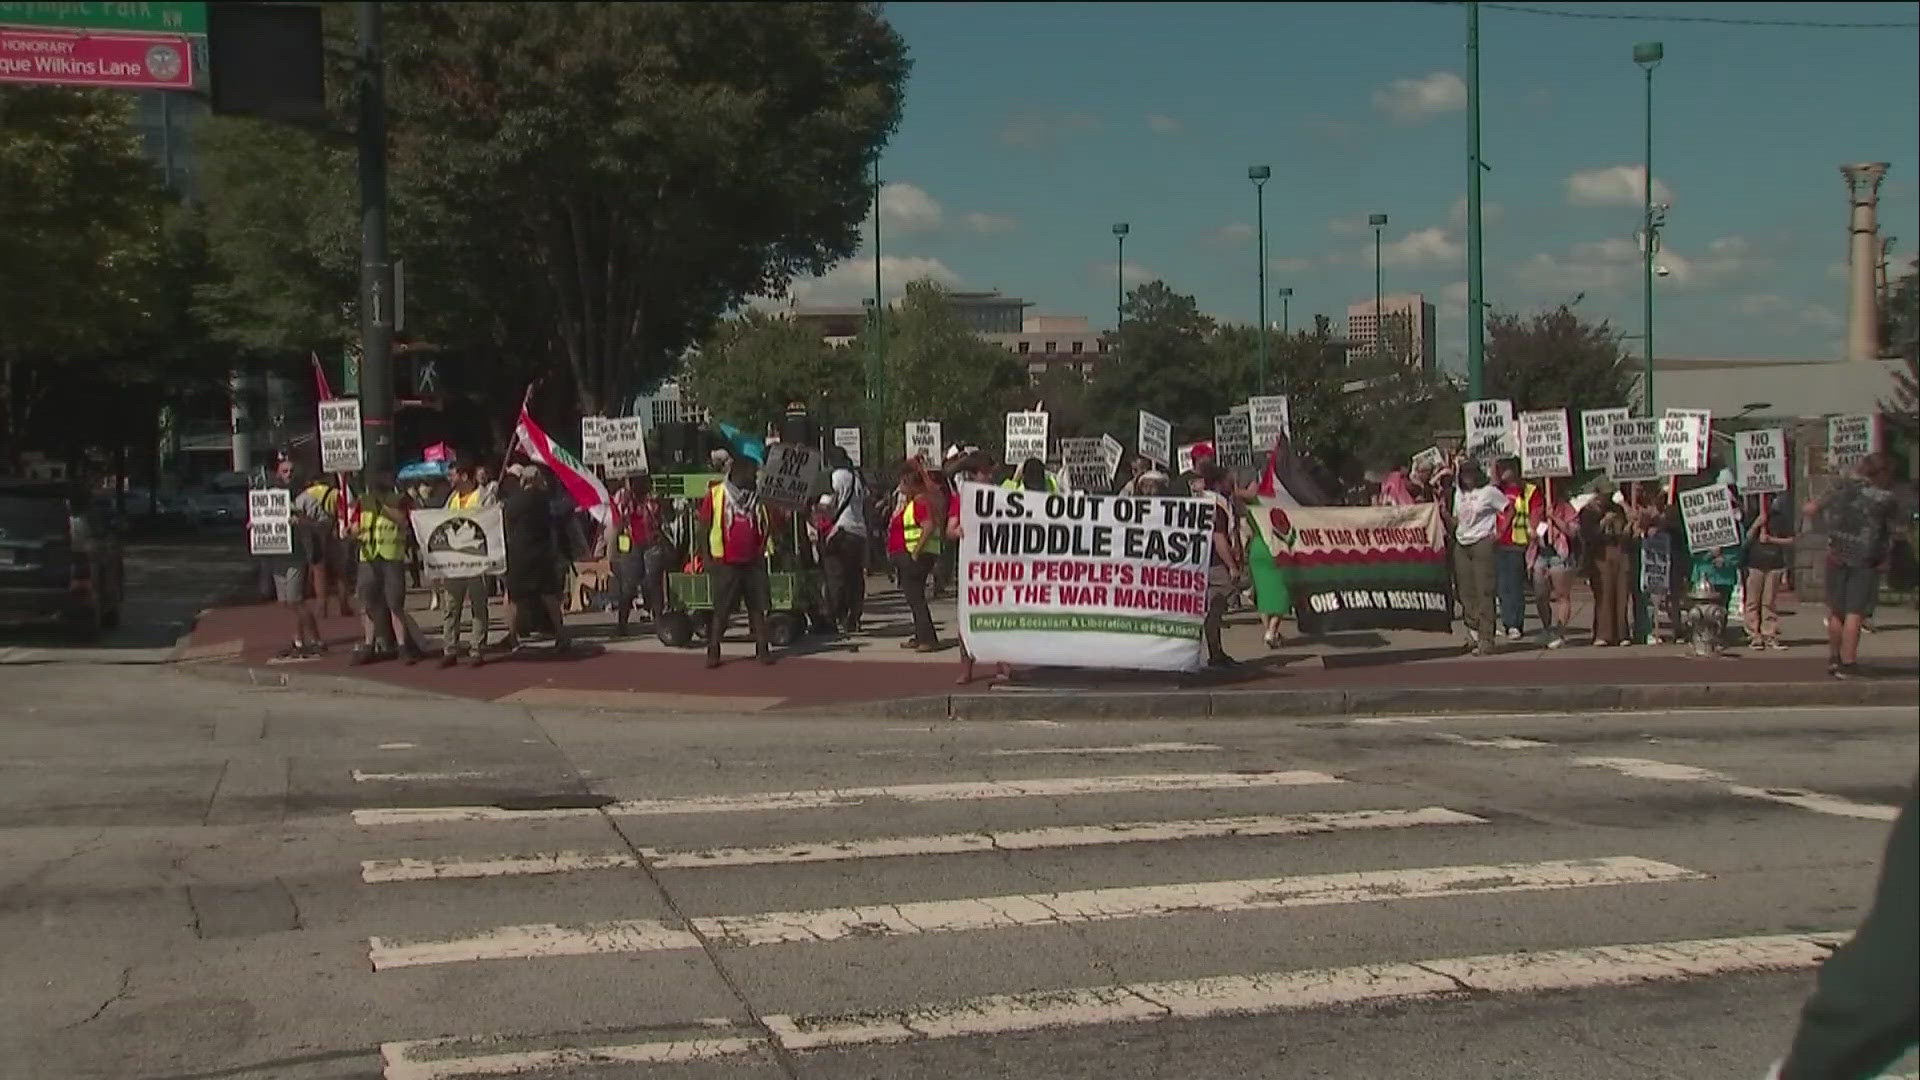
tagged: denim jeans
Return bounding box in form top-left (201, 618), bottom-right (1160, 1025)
top-left (1494, 545), bottom-right (1527, 633)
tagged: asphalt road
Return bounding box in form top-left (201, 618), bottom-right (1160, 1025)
top-left (0, 536), bottom-right (252, 662)
top-left (0, 664), bottom-right (1915, 1080)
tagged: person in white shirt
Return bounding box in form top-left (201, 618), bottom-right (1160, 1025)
top-left (816, 446), bottom-right (869, 634)
top-left (1441, 460), bottom-right (1510, 655)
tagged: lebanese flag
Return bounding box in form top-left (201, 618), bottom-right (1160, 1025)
top-left (515, 404), bottom-right (611, 524)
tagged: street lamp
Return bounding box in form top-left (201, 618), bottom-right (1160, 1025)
top-left (1369, 212), bottom-right (1389, 363)
top-left (1250, 165), bottom-right (1271, 394)
top-left (1635, 40), bottom-right (1663, 416)
top-left (1277, 287), bottom-right (1293, 337)
top-left (1112, 222), bottom-right (1130, 344)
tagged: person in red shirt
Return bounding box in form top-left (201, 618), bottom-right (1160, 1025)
top-left (606, 474), bottom-right (667, 638)
top-left (695, 456), bottom-right (776, 668)
top-left (889, 461), bottom-right (944, 652)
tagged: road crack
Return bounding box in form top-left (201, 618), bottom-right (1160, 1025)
top-left (64, 966), bottom-right (133, 1029)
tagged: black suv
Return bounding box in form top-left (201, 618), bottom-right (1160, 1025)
top-left (0, 481), bottom-right (125, 637)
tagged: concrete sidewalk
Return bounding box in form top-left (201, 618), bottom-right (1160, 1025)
top-left (177, 571), bottom-right (1919, 717)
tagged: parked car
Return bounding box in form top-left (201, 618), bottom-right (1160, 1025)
top-left (190, 489), bottom-right (246, 528)
top-left (0, 481), bottom-right (125, 637)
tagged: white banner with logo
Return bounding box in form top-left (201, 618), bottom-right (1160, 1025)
top-left (1581, 407), bottom-right (1630, 471)
top-left (1735, 429), bottom-right (1788, 495)
top-left (1137, 411), bottom-right (1171, 468)
top-left (318, 399), bottom-right (364, 474)
top-left (248, 488), bottom-right (292, 556)
top-left (1678, 483), bottom-right (1741, 552)
top-left (1005, 411), bottom-right (1050, 463)
top-left (958, 482), bottom-right (1213, 673)
top-left (1519, 409), bottom-right (1573, 478)
top-left (409, 505), bottom-right (507, 580)
top-left (757, 442), bottom-right (822, 512)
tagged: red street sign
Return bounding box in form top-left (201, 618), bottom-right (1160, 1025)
top-left (0, 27), bottom-right (193, 89)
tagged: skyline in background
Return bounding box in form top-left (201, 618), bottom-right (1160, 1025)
top-left (773, 1), bottom-right (1920, 376)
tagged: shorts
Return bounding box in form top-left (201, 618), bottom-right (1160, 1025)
top-left (1826, 564), bottom-right (1879, 618)
top-left (1536, 553), bottom-right (1572, 574)
top-left (356, 559), bottom-right (407, 613)
top-left (271, 563), bottom-right (307, 604)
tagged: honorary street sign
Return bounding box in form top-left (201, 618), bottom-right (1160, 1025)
top-left (0, 26), bottom-right (193, 88)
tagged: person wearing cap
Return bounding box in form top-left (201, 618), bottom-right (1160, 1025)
top-left (888, 460), bottom-right (943, 652)
top-left (436, 462), bottom-right (493, 667)
top-left (697, 455), bottom-right (776, 667)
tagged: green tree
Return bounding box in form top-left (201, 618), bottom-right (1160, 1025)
top-left (1090, 280), bottom-right (1220, 438)
top-left (683, 310), bottom-right (850, 432)
top-left (865, 281), bottom-right (1027, 461)
top-left (1484, 304), bottom-right (1636, 415)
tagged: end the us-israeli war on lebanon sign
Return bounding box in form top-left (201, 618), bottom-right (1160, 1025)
top-left (958, 482), bottom-right (1214, 672)
top-left (1252, 503), bottom-right (1451, 635)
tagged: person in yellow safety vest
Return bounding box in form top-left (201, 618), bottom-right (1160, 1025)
top-left (889, 461), bottom-right (944, 652)
top-left (1491, 457), bottom-right (1545, 642)
top-left (695, 457), bottom-right (775, 668)
top-left (298, 477), bottom-right (352, 619)
top-left (436, 463), bottom-right (494, 668)
top-left (1002, 457), bottom-right (1057, 493)
top-left (351, 472), bottom-right (428, 665)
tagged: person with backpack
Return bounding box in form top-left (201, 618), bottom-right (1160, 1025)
top-left (817, 445), bottom-right (869, 635)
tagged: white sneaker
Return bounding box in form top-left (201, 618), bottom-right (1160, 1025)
top-left (1547, 635), bottom-right (1566, 650)
top-left (1504, 627), bottom-right (1522, 641)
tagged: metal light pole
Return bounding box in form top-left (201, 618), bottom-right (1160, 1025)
top-left (1465, 0), bottom-right (1486, 398)
top-left (1249, 165), bottom-right (1271, 394)
top-left (1635, 41), bottom-right (1663, 416)
top-left (357, 0), bottom-right (394, 476)
top-left (1369, 212), bottom-right (1389, 364)
top-left (1277, 287), bottom-right (1293, 337)
top-left (1112, 222), bottom-right (1129, 343)
top-left (870, 157), bottom-right (885, 461)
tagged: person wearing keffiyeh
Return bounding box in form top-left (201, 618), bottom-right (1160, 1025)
top-left (696, 457), bottom-right (776, 668)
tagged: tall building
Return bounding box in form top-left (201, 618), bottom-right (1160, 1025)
top-left (1346, 294), bottom-right (1437, 372)
top-left (984, 314), bottom-right (1110, 379)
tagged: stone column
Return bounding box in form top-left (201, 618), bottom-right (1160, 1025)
top-left (1840, 163), bottom-right (1889, 361)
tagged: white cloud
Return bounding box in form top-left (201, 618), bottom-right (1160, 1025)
top-left (998, 111), bottom-right (1101, 150)
top-left (1570, 237), bottom-right (1638, 262)
top-left (1327, 215), bottom-right (1370, 236)
top-left (877, 182), bottom-right (943, 235)
top-left (1707, 236), bottom-right (1749, 256)
top-left (1565, 165), bottom-right (1674, 207)
top-left (1448, 196), bottom-right (1505, 228)
top-left (1516, 234), bottom-right (1763, 296)
top-left (1439, 279), bottom-right (1470, 318)
top-left (1146, 113), bottom-right (1182, 136)
top-left (1090, 260), bottom-right (1154, 288)
top-left (1372, 71), bottom-right (1466, 123)
top-left (961, 211), bottom-right (1018, 235)
top-left (779, 255), bottom-right (961, 306)
top-left (1213, 222), bottom-right (1256, 246)
top-left (1268, 255), bottom-right (1313, 274)
top-left (1734, 294), bottom-right (1841, 331)
top-left (1373, 227), bottom-right (1464, 269)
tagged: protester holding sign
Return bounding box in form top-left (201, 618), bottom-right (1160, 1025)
top-left (1442, 460), bottom-right (1508, 655)
top-left (1681, 484), bottom-right (1746, 619)
top-left (697, 456), bottom-right (777, 668)
top-left (1531, 484), bottom-right (1580, 649)
top-left (1743, 490), bottom-right (1795, 650)
top-left (434, 463), bottom-right (495, 667)
top-left (499, 467), bottom-right (573, 657)
top-left (606, 474), bottom-right (669, 640)
top-left (1199, 464), bottom-right (1246, 667)
top-left (261, 458), bottom-right (324, 659)
top-left (1805, 452), bottom-right (1899, 679)
top-left (888, 462), bottom-right (944, 652)
top-left (1580, 479), bottom-right (1635, 647)
top-left (352, 472), bottom-right (429, 665)
top-left (817, 445), bottom-right (869, 635)
top-left (1492, 459), bottom-right (1544, 640)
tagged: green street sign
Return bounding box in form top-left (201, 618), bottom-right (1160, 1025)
top-left (0, 2), bottom-right (207, 36)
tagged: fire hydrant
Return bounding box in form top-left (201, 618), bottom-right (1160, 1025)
top-left (1683, 579), bottom-right (1727, 657)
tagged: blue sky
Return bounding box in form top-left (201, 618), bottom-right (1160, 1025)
top-left (783, 1), bottom-right (1919, 371)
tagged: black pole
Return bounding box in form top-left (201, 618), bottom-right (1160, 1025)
top-left (357, 1), bottom-right (394, 475)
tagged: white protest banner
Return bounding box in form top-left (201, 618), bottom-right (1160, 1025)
top-left (602, 416), bottom-right (648, 477)
top-left (905, 421), bottom-right (942, 465)
top-left (1656, 414), bottom-right (1703, 477)
top-left (1639, 530), bottom-right (1671, 595)
top-left (1005, 411), bottom-right (1050, 464)
top-left (318, 399), bottom-right (364, 474)
top-left (1827, 414), bottom-right (1879, 470)
top-left (1609, 418), bottom-right (1659, 482)
top-left (1735, 429), bottom-right (1788, 494)
top-left (409, 505), bottom-right (507, 580)
top-left (1058, 437), bottom-right (1111, 492)
top-left (1137, 411), bottom-right (1172, 468)
top-left (1176, 444), bottom-right (1197, 476)
top-left (757, 441), bottom-right (822, 512)
top-left (833, 427), bottom-right (863, 468)
top-left (580, 416), bottom-right (607, 467)
top-left (1663, 408), bottom-right (1712, 475)
top-left (1213, 412), bottom-right (1254, 470)
top-left (958, 482), bottom-right (1212, 672)
top-left (1411, 446), bottom-right (1445, 473)
top-left (247, 488), bottom-right (292, 556)
top-left (1519, 409), bottom-right (1573, 478)
top-left (1580, 407), bottom-right (1629, 472)
top-left (1248, 395), bottom-right (1291, 446)
top-left (1100, 433), bottom-right (1125, 484)
top-left (1463, 399), bottom-right (1516, 463)
top-left (1678, 483), bottom-right (1741, 552)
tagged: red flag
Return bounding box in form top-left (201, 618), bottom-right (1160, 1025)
top-left (515, 404), bottom-right (611, 524)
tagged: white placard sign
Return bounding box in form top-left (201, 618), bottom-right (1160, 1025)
top-left (1005, 411), bottom-right (1050, 464)
top-left (757, 442), bottom-right (823, 512)
top-left (1248, 395), bottom-right (1292, 446)
top-left (1463, 399), bottom-right (1516, 463)
top-left (1663, 408), bottom-right (1712, 475)
top-left (580, 416), bottom-right (607, 466)
top-left (1213, 413), bottom-right (1254, 470)
top-left (1580, 407), bottom-right (1630, 472)
top-left (1058, 437), bottom-right (1111, 492)
top-left (957, 482), bottom-right (1213, 673)
top-left (1137, 411), bottom-right (1172, 468)
top-left (1735, 429), bottom-right (1788, 495)
top-left (1678, 483), bottom-right (1741, 552)
top-left (1639, 530), bottom-right (1671, 595)
top-left (1608, 418), bottom-right (1659, 482)
top-left (1100, 433), bottom-right (1125, 483)
top-left (1656, 415), bottom-right (1703, 477)
top-left (1411, 446), bottom-right (1445, 473)
top-left (905, 421), bottom-right (942, 465)
top-left (409, 505), bottom-right (507, 580)
top-left (1518, 409), bottom-right (1573, 478)
top-left (602, 416), bottom-right (648, 477)
top-left (1827, 414), bottom-right (1879, 470)
top-left (247, 488), bottom-right (292, 556)
top-left (318, 399), bottom-right (364, 474)
top-left (833, 427), bottom-right (863, 468)
top-left (1176, 444), bottom-right (1198, 476)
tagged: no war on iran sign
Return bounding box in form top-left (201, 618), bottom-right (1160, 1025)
top-left (958, 482), bottom-right (1214, 672)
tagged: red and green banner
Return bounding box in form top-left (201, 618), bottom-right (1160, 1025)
top-left (1254, 503), bottom-right (1451, 634)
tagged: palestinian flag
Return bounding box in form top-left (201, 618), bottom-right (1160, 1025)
top-left (515, 404), bottom-right (611, 524)
top-left (1254, 503), bottom-right (1451, 634)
